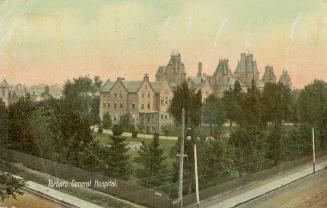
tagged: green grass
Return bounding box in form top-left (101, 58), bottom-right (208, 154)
top-left (94, 133), bottom-right (177, 177)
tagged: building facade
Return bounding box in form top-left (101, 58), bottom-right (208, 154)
top-left (197, 53), bottom-right (293, 98)
top-left (99, 75), bottom-right (174, 133)
top-left (155, 52), bottom-right (186, 85)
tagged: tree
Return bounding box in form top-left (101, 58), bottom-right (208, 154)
top-left (134, 133), bottom-right (167, 189)
top-left (63, 76), bottom-right (101, 126)
top-left (282, 123), bottom-right (312, 160)
top-left (7, 95), bottom-right (38, 155)
top-left (0, 100), bottom-right (25, 201)
top-left (222, 81), bottom-right (243, 126)
top-left (169, 81), bottom-right (202, 128)
top-left (78, 140), bottom-right (109, 173)
top-left (202, 95), bottom-right (225, 135)
top-left (102, 113), bottom-right (112, 129)
top-left (198, 137), bottom-right (234, 188)
top-left (28, 106), bottom-right (61, 160)
top-left (108, 125), bottom-right (131, 179)
top-left (229, 126), bottom-right (271, 177)
top-left (118, 113), bottom-right (134, 132)
top-left (298, 80), bottom-right (327, 148)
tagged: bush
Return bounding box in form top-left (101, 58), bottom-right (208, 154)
top-left (102, 113), bottom-right (112, 129)
top-left (132, 129), bottom-right (138, 138)
top-left (98, 127), bottom-right (103, 134)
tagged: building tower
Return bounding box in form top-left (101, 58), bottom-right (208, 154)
top-left (279, 70), bottom-right (292, 89)
top-left (234, 53), bottom-right (259, 87)
top-left (155, 52), bottom-right (186, 85)
top-left (262, 65), bottom-right (277, 84)
top-left (212, 59), bottom-right (233, 97)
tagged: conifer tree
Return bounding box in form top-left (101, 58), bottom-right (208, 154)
top-left (108, 124), bottom-right (131, 180)
top-left (135, 133), bottom-right (167, 188)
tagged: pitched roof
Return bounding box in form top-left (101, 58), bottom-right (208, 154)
top-left (150, 81), bottom-right (171, 93)
top-left (121, 80), bottom-right (144, 93)
top-left (100, 79), bottom-right (114, 92)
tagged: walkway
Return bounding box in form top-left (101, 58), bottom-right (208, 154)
top-left (93, 126), bottom-right (178, 140)
top-left (14, 175), bottom-right (103, 208)
top-left (201, 156), bottom-right (327, 208)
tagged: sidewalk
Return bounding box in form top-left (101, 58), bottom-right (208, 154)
top-left (19, 177), bottom-right (104, 208)
top-left (93, 126), bottom-right (178, 140)
top-left (201, 156), bottom-right (327, 208)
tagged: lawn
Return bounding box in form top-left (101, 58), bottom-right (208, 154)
top-left (94, 133), bottom-right (177, 174)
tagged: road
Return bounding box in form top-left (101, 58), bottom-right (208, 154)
top-left (200, 155), bottom-right (327, 208)
top-left (237, 169), bottom-right (327, 208)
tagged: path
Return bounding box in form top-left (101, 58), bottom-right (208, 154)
top-left (200, 156), bottom-right (327, 208)
top-left (237, 169), bottom-right (327, 208)
top-left (17, 176), bottom-right (104, 208)
top-left (93, 126), bottom-right (178, 140)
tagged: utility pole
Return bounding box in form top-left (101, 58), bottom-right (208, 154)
top-left (178, 109), bottom-right (185, 207)
top-left (312, 128), bottom-right (316, 173)
top-left (194, 144), bottom-right (200, 208)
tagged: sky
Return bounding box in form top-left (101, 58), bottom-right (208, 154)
top-left (0, 0), bottom-right (327, 88)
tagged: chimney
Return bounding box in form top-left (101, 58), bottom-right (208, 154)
top-left (144, 74), bottom-right (149, 81)
top-left (197, 62), bottom-right (202, 77)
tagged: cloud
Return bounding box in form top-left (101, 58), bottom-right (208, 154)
top-left (289, 13), bottom-right (303, 40)
top-left (211, 16), bottom-right (230, 51)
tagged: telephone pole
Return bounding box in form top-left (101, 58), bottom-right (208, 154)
top-left (178, 109), bottom-right (185, 207)
top-left (312, 128), bottom-right (316, 173)
top-left (194, 144), bottom-right (200, 208)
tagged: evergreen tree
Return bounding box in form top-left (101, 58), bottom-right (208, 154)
top-left (202, 95), bottom-right (225, 135)
top-left (7, 95), bottom-right (38, 155)
top-left (118, 113), bottom-right (134, 132)
top-left (222, 81), bottom-right (243, 126)
top-left (169, 81), bottom-right (202, 127)
top-left (0, 100), bottom-right (25, 201)
top-left (298, 80), bottom-right (327, 148)
top-left (108, 124), bottom-right (131, 180)
top-left (134, 133), bottom-right (167, 189)
top-left (102, 112), bottom-right (112, 129)
top-left (261, 83), bottom-right (292, 164)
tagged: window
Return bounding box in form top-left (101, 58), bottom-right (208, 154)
top-left (148, 93), bottom-right (150, 98)
top-left (114, 102), bottom-right (117, 109)
top-left (141, 103), bottom-right (144, 110)
top-left (165, 97), bottom-right (168, 104)
top-left (161, 113), bottom-right (164, 119)
top-left (161, 99), bottom-right (164, 105)
top-left (132, 103), bottom-right (135, 109)
top-left (103, 102), bottom-right (106, 108)
top-left (108, 102), bottom-right (110, 108)
top-left (120, 103), bottom-right (123, 108)
top-left (114, 93), bottom-right (117, 98)
top-left (147, 102), bottom-right (150, 109)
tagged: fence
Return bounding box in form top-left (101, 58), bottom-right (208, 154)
top-left (180, 150), bottom-right (327, 208)
top-left (3, 150), bottom-right (172, 208)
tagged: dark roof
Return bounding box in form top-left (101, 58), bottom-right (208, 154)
top-left (121, 80), bottom-right (144, 93)
top-left (100, 79), bottom-right (114, 92)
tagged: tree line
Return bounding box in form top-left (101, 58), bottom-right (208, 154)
top-left (1, 77), bottom-right (326, 200)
